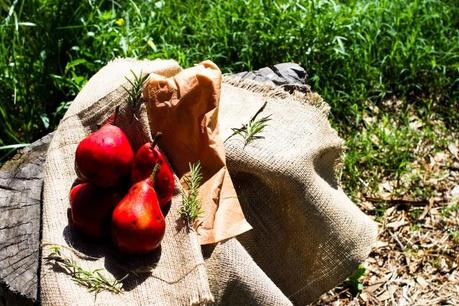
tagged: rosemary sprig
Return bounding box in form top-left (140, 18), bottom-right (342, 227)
top-left (150, 163), bottom-right (161, 185)
top-left (224, 101), bottom-right (271, 146)
top-left (122, 69), bottom-right (148, 122)
top-left (180, 162), bottom-right (204, 226)
top-left (44, 245), bottom-right (124, 295)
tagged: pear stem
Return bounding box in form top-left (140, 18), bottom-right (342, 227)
top-left (113, 106), bottom-right (120, 125)
top-left (150, 132), bottom-right (163, 150)
top-left (150, 163), bottom-right (161, 185)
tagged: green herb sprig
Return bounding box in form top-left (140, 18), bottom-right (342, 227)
top-left (224, 101), bottom-right (271, 146)
top-left (180, 162), bottom-right (204, 226)
top-left (44, 245), bottom-right (124, 295)
top-left (122, 70), bottom-right (148, 122)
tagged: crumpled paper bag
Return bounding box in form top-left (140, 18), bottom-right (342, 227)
top-left (143, 60), bottom-right (252, 245)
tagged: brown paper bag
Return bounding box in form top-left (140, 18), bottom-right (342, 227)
top-left (143, 60), bottom-right (252, 244)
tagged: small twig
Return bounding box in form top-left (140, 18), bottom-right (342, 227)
top-left (180, 162), bottom-right (204, 227)
top-left (364, 196), bottom-right (429, 207)
top-left (122, 70), bottom-right (148, 122)
top-left (249, 100), bottom-right (268, 122)
top-left (224, 101), bottom-right (271, 146)
top-left (388, 230), bottom-right (406, 251)
top-left (44, 245), bottom-right (125, 295)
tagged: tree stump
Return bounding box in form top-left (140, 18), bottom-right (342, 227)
top-left (0, 64), bottom-right (307, 305)
top-left (0, 133), bottom-right (53, 306)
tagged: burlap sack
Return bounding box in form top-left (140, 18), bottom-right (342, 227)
top-left (41, 59), bottom-right (214, 306)
top-left (40, 58), bottom-right (377, 305)
top-left (203, 77), bottom-right (378, 305)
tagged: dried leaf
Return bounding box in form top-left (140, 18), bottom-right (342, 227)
top-left (386, 220), bottom-right (408, 230)
top-left (416, 276), bottom-right (429, 288)
top-left (448, 142), bottom-right (458, 159)
top-left (451, 185), bottom-right (459, 198)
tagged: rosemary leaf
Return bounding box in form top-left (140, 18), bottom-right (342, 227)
top-left (44, 245), bottom-right (124, 295)
top-left (180, 162), bottom-right (204, 226)
top-left (224, 101), bottom-right (271, 146)
top-left (122, 69), bottom-right (148, 122)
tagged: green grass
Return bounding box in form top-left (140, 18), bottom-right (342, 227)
top-left (1, 0), bottom-right (458, 192)
top-left (342, 99), bottom-right (451, 197)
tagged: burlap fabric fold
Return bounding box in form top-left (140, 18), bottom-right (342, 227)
top-left (40, 58), bottom-right (377, 305)
top-left (204, 77), bottom-right (378, 304)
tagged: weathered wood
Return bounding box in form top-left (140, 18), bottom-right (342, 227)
top-left (0, 64), bottom-right (307, 305)
top-left (0, 133), bottom-right (53, 305)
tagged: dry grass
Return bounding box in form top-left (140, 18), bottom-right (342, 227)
top-left (313, 101), bottom-right (459, 305)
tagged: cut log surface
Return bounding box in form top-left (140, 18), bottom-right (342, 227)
top-left (0, 133), bottom-right (53, 306)
top-left (0, 64), bottom-right (307, 305)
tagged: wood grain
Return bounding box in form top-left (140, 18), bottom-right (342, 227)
top-left (0, 133), bottom-right (53, 305)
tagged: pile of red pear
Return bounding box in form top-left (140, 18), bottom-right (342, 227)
top-left (68, 110), bottom-right (174, 254)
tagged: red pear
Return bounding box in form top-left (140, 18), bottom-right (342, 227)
top-left (111, 179), bottom-right (166, 254)
top-left (131, 133), bottom-right (174, 207)
top-left (69, 183), bottom-right (125, 239)
top-left (75, 123), bottom-right (134, 188)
